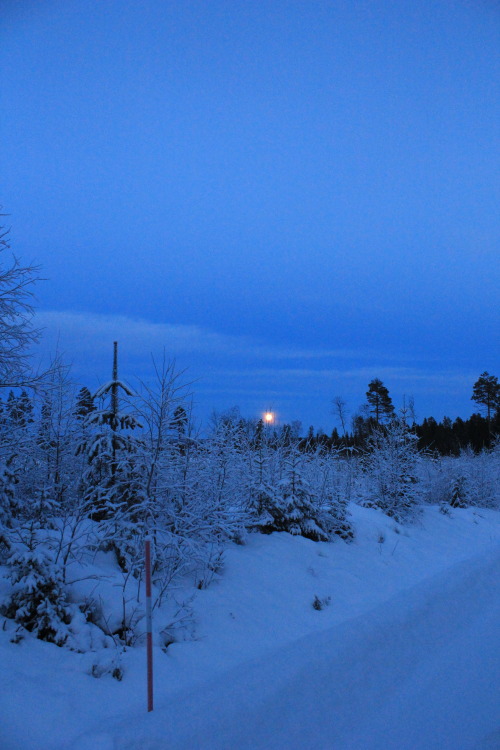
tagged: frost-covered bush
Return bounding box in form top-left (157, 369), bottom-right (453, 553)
top-left (447, 449), bottom-right (497, 510)
top-left (363, 421), bottom-right (420, 523)
top-left (417, 445), bottom-right (500, 512)
top-left (418, 455), bottom-right (453, 507)
top-left (459, 448), bottom-right (499, 509)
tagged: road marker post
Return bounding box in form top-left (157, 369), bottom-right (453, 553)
top-left (145, 535), bottom-right (153, 712)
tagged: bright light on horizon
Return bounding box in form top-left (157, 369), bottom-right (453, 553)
top-left (264, 411), bottom-right (275, 424)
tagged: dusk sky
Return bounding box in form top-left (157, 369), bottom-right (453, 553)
top-left (2, 0), bottom-right (499, 431)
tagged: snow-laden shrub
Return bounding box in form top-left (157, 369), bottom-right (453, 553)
top-left (245, 443), bottom-right (354, 542)
top-left (159, 596), bottom-right (196, 650)
top-left (460, 448), bottom-right (499, 509)
top-left (417, 455), bottom-right (450, 506)
top-left (438, 449), bottom-right (499, 511)
top-left (1, 546), bottom-right (72, 646)
top-left (251, 447), bottom-right (336, 541)
top-left (304, 452), bottom-right (354, 541)
top-left (363, 421), bottom-right (420, 523)
top-left (418, 446), bottom-right (500, 512)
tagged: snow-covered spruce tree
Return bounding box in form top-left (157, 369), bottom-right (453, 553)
top-left (7, 388), bottom-right (34, 428)
top-left (363, 419), bottom-right (420, 522)
top-left (0, 390), bottom-right (36, 536)
top-left (304, 450), bottom-right (354, 541)
top-left (1, 544), bottom-right (73, 646)
top-left (72, 386), bottom-right (97, 493)
top-left (80, 342), bottom-right (147, 570)
top-left (241, 419), bottom-right (277, 534)
top-left (253, 443), bottom-right (334, 541)
top-left (74, 385), bottom-right (96, 420)
top-left (0, 453), bottom-right (19, 558)
top-left (443, 473), bottom-right (469, 510)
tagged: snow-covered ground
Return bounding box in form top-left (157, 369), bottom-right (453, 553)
top-left (2, 504), bottom-right (499, 750)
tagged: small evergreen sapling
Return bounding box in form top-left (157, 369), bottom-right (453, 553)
top-left (246, 438), bottom-right (277, 534)
top-left (448, 475), bottom-right (469, 509)
top-left (267, 446), bottom-right (333, 541)
top-left (80, 341), bottom-right (144, 524)
top-left (78, 342), bottom-right (149, 575)
top-left (2, 546), bottom-right (72, 646)
top-left (305, 451), bottom-right (354, 541)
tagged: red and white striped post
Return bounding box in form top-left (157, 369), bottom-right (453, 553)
top-left (145, 535), bottom-right (154, 712)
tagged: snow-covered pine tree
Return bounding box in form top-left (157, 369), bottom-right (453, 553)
top-left (73, 386), bottom-right (96, 493)
top-left (366, 378), bottom-right (395, 425)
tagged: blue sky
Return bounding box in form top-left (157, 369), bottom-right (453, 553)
top-left (1, 0), bottom-right (499, 431)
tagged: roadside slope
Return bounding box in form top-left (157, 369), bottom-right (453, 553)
top-left (111, 546), bottom-right (500, 750)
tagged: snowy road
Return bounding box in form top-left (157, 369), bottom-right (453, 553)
top-left (108, 547), bottom-right (500, 750)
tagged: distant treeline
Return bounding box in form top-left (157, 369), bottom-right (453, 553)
top-left (295, 373), bottom-right (500, 456)
top-left (297, 411), bottom-right (500, 456)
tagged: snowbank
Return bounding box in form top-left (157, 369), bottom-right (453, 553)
top-left (1, 505), bottom-right (499, 750)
